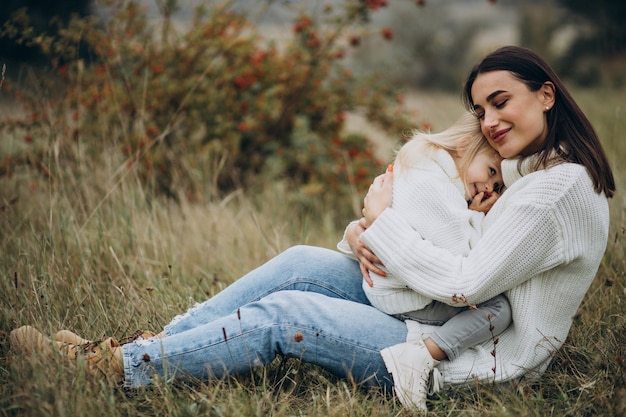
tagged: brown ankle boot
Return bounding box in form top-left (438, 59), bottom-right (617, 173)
top-left (10, 325), bottom-right (57, 356)
top-left (77, 337), bottom-right (124, 385)
top-left (55, 329), bottom-right (91, 345)
top-left (10, 325), bottom-right (124, 385)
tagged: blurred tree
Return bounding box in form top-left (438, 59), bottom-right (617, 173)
top-left (1, 0), bottom-right (92, 62)
top-left (558, 0), bottom-right (626, 56)
top-left (557, 0), bottom-right (626, 85)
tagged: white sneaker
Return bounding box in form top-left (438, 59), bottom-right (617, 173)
top-left (380, 340), bottom-right (442, 411)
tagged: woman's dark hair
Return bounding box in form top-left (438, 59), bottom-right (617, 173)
top-left (462, 46), bottom-right (615, 198)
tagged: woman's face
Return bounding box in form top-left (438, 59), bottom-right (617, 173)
top-left (470, 70), bottom-right (554, 159)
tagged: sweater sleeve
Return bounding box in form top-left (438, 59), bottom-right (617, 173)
top-left (360, 173), bottom-right (568, 305)
top-left (336, 220), bottom-right (358, 260)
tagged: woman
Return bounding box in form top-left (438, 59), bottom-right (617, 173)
top-left (11, 46), bottom-right (615, 411)
top-left (351, 44), bottom-right (614, 407)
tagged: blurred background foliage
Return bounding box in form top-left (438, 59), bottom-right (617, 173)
top-left (3, 0), bottom-right (626, 87)
top-left (341, 0), bottom-right (626, 89)
top-left (1, 0), bottom-right (625, 219)
top-left (0, 0), bottom-right (92, 64)
top-left (1, 0), bottom-right (419, 220)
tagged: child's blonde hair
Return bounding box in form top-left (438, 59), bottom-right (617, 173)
top-left (395, 112), bottom-right (499, 187)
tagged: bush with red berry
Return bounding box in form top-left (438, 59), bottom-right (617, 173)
top-left (0, 0), bottom-right (417, 215)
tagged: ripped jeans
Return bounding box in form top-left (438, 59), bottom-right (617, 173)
top-left (121, 245), bottom-right (510, 388)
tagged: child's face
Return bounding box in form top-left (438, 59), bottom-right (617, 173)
top-left (464, 150), bottom-right (503, 202)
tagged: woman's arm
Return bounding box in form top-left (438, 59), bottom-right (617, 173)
top-left (343, 218), bottom-right (385, 287)
top-left (360, 181), bottom-right (567, 305)
top-left (354, 164), bottom-right (489, 289)
top-left (343, 169), bottom-right (395, 286)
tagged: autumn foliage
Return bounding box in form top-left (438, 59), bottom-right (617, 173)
top-left (0, 0), bottom-right (417, 209)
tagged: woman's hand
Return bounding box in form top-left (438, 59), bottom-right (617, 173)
top-left (345, 218), bottom-right (386, 287)
top-left (347, 165), bottom-right (394, 286)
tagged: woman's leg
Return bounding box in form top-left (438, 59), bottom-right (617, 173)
top-left (123, 290), bottom-right (407, 389)
top-left (163, 245), bottom-right (369, 335)
top-left (428, 294), bottom-right (512, 360)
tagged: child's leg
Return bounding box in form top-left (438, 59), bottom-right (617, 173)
top-left (377, 295), bottom-right (510, 410)
top-left (428, 294), bottom-right (512, 361)
top-left (395, 300), bottom-right (464, 325)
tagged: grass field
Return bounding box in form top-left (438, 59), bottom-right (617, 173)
top-left (1, 87), bottom-right (625, 416)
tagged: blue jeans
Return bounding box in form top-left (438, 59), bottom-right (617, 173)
top-left (121, 245), bottom-right (510, 388)
top-left (122, 245), bottom-right (407, 389)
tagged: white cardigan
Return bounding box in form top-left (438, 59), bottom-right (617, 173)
top-left (360, 159), bottom-right (609, 383)
top-left (337, 149), bottom-right (486, 314)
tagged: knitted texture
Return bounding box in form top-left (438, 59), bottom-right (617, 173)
top-left (338, 149), bottom-right (487, 314)
top-left (360, 161), bottom-right (609, 384)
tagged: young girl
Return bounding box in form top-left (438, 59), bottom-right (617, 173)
top-left (338, 112), bottom-right (505, 316)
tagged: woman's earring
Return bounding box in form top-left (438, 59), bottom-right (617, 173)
top-left (545, 106), bottom-right (550, 110)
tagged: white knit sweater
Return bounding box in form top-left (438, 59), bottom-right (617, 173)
top-left (337, 148), bottom-right (487, 314)
top-left (360, 159), bottom-right (609, 384)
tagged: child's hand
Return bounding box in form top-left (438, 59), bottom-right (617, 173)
top-left (469, 191), bottom-right (500, 213)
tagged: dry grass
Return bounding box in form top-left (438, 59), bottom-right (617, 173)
top-left (1, 87), bottom-right (625, 416)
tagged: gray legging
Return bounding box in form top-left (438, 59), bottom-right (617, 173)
top-left (395, 294), bottom-right (512, 361)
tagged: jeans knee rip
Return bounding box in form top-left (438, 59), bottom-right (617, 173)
top-left (166, 301), bottom-right (202, 328)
